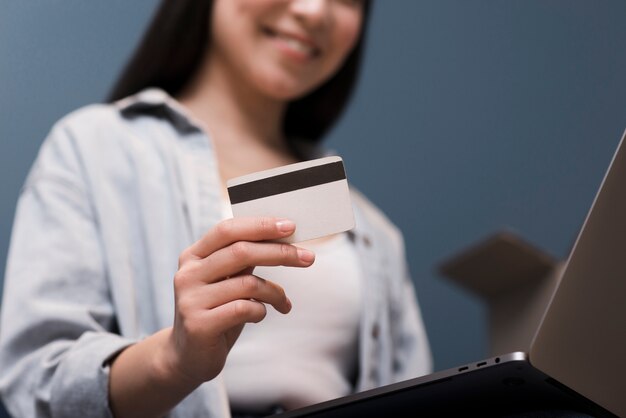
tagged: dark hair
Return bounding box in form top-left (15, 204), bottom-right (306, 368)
top-left (108, 0), bottom-right (372, 147)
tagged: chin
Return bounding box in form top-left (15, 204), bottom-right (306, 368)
top-left (254, 70), bottom-right (323, 101)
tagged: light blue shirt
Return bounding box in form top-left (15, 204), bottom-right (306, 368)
top-left (0, 89), bottom-right (432, 418)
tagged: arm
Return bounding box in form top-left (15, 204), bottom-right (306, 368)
top-left (0, 123), bottom-right (314, 418)
top-left (0, 124), bottom-right (135, 417)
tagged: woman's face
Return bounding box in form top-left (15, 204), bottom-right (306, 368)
top-left (209, 0), bottom-right (364, 101)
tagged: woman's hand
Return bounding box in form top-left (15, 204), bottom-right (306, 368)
top-left (109, 217), bottom-right (313, 418)
top-left (163, 217), bottom-right (315, 387)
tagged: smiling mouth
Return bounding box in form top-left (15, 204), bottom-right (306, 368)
top-left (262, 27), bottom-right (321, 59)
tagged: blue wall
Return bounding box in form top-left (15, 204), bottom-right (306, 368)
top-left (1, 1), bottom-right (626, 415)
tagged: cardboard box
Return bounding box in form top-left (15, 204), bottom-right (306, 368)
top-left (438, 231), bottom-right (565, 356)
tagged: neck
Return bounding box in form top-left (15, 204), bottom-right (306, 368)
top-left (176, 54), bottom-right (301, 188)
top-left (178, 55), bottom-right (289, 154)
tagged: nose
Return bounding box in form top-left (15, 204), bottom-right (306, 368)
top-left (290, 0), bottom-right (330, 28)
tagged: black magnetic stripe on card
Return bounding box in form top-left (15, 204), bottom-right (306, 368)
top-left (228, 161), bottom-right (346, 204)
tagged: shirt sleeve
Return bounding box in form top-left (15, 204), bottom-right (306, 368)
top-left (0, 123), bottom-right (135, 418)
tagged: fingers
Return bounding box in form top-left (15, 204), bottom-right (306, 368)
top-left (190, 274), bottom-right (292, 314)
top-left (174, 274), bottom-right (290, 349)
top-left (203, 299), bottom-right (268, 338)
top-left (214, 241), bottom-right (314, 279)
top-left (180, 241), bottom-right (315, 284)
top-left (173, 217), bottom-right (310, 347)
top-left (183, 217), bottom-right (296, 262)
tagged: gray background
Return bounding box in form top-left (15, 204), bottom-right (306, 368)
top-left (1, 0), bottom-right (626, 413)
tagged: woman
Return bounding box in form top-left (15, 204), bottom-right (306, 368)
top-left (0, 1), bottom-right (432, 417)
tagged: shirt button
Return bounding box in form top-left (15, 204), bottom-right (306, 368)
top-left (363, 235), bottom-right (372, 247)
top-left (372, 323), bottom-right (380, 339)
top-left (270, 405), bottom-right (285, 414)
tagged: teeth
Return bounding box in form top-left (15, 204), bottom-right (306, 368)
top-left (278, 34), bottom-right (315, 56)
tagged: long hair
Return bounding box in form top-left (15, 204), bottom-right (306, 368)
top-left (108, 0), bottom-right (372, 147)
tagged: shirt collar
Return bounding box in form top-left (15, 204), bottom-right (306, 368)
top-left (114, 88), bottom-right (201, 134)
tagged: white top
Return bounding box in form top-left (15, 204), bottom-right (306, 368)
top-left (221, 200), bottom-right (363, 412)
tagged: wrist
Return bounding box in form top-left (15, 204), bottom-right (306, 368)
top-left (151, 328), bottom-right (202, 393)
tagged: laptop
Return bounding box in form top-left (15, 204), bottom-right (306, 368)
top-left (274, 130), bottom-right (626, 418)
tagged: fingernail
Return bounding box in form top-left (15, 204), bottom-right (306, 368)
top-left (297, 248), bottom-right (315, 264)
top-left (276, 219), bottom-right (295, 233)
top-left (280, 297), bottom-right (292, 315)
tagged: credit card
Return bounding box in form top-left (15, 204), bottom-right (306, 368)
top-left (227, 156), bottom-right (355, 243)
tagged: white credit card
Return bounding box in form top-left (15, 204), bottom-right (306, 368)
top-left (226, 156), bottom-right (355, 243)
